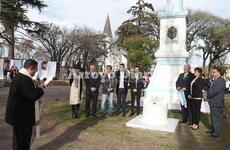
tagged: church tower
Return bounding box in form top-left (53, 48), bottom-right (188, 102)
top-left (102, 15), bottom-right (127, 71)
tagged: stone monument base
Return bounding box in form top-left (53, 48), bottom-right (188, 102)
top-left (126, 115), bottom-right (179, 133)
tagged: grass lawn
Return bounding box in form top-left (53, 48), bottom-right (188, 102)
top-left (31, 96), bottom-right (230, 150)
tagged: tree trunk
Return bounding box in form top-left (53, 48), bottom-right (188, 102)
top-left (7, 28), bottom-right (15, 59)
top-left (208, 62), bottom-right (212, 75)
top-left (56, 65), bottom-right (60, 80)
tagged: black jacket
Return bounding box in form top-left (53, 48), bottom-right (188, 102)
top-left (5, 73), bottom-right (44, 126)
top-left (176, 72), bottom-right (195, 95)
top-left (115, 71), bottom-right (129, 95)
top-left (190, 77), bottom-right (204, 99)
top-left (129, 72), bottom-right (144, 92)
top-left (84, 72), bottom-right (101, 94)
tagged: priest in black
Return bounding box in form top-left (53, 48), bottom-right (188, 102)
top-left (5, 59), bottom-right (44, 150)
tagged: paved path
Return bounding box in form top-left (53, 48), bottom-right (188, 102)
top-left (0, 86), bottom-right (70, 150)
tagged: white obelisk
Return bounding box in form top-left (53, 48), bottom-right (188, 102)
top-left (126, 0), bottom-right (188, 132)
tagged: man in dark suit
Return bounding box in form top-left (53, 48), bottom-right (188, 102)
top-left (5, 59), bottom-right (44, 150)
top-left (207, 67), bottom-right (226, 137)
top-left (84, 64), bottom-right (101, 117)
top-left (115, 63), bottom-right (129, 116)
top-left (129, 66), bottom-right (144, 116)
top-left (176, 64), bottom-right (195, 124)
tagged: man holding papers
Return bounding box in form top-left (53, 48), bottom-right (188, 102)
top-left (5, 59), bottom-right (45, 150)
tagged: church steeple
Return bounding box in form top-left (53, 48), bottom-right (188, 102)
top-left (103, 15), bottom-right (112, 38)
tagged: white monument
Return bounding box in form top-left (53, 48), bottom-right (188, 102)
top-left (126, 0), bottom-right (188, 132)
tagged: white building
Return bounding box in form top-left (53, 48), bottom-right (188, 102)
top-left (102, 15), bottom-right (127, 71)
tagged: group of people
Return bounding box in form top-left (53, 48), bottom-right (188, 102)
top-left (4, 59), bottom-right (227, 150)
top-left (176, 64), bottom-right (226, 138)
top-left (68, 63), bottom-right (148, 119)
top-left (3, 66), bottom-right (19, 80)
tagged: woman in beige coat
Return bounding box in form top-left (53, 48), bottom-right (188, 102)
top-left (69, 66), bottom-right (82, 118)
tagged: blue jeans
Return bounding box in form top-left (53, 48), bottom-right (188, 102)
top-left (100, 93), bottom-right (114, 114)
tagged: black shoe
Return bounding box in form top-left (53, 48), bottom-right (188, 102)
top-left (92, 113), bottom-right (97, 117)
top-left (108, 113), bottom-right (113, 117)
top-left (115, 111), bottom-right (120, 116)
top-left (179, 121), bottom-right (187, 123)
top-left (75, 113), bottom-right (79, 118)
top-left (208, 133), bottom-right (219, 138)
top-left (205, 130), bottom-right (213, 134)
top-left (122, 113), bottom-right (126, 117)
top-left (100, 112), bottom-right (106, 116)
top-left (129, 113), bottom-right (134, 117)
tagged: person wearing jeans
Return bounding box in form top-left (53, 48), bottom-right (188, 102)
top-left (100, 65), bottom-right (116, 116)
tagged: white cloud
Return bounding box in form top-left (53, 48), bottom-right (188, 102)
top-left (27, 0), bottom-right (230, 34)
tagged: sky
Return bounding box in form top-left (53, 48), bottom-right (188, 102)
top-left (27, 0), bottom-right (230, 34)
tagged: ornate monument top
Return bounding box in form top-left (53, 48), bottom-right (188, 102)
top-left (160, 0), bottom-right (187, 18)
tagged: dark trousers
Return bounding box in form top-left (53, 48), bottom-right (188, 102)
top-left (210, 106), bottom-right (222, 135)
top-left (181, 94), bottom-right (192, 124)
top-left (191, 99), bottom-right (202, 125)
top-left (71, 104), bottom-right (80, 116)
top-left (85, 92), bottom-right (98, 116)
top-left (117, 88), bottom-right (126, 114)
top-left (130, 90), bottom-right (141, 114)
top-left (13, 125), bottom-right (33, 150)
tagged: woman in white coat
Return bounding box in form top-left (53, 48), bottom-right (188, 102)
top-left (69, 65), bottom-right (82, 118)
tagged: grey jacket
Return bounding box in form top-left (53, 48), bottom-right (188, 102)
top-left (207, 76), bottom-right (226, 107)
top-left (102, 73), bottom-right (116, 94)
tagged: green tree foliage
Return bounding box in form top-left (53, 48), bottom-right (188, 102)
top-left (124, 36), bottom-right (158, 71)
top-left (115, 0), bottom-right (159, 70)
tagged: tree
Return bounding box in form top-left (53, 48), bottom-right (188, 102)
top-left (115, 0), bottom-right (159, 49)
top-left (0, 0), bottom-right (47, 58)
top-left (30, 23), bottom-right (73, 78)
top-left (187, 10), bottom-right (230, 74)
top-left (123, 36), bottom-right (158, 71)
top-left (115, 0), bottom-right (159, 69)
top-left (15, 39), bottom-right (34, 59)
top-left (196, 15), bottom-right (230, 74)
top-left (76, 27), bottom-right (107, 70)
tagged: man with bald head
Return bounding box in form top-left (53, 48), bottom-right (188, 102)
top-left (176, 64), bottom-right (195, 125)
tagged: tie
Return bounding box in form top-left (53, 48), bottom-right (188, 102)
top-left (183, 73), bottom-right (187, 79)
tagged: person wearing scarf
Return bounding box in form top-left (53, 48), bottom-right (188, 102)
top-left (5, 59), bottom-right (44, 150)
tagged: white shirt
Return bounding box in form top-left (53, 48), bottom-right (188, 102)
top-left (135, 73), bottom-right (139, 88)
top-left (108, 73), bottom-right (111, 79)
top-left (226, 80), bottom-right (230, 88)
top-left (119, 72), bottom-right (125, 88)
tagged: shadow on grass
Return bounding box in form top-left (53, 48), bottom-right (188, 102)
top-left (36, 115), bottom-right (105, 150)
top-left (176, 121), bottom-right (203, 150)
top-left (200, 113), bottom-right (211, 130)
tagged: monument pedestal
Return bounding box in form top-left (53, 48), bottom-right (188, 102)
top-left (126, 115), bottom-right (179, 133)
top-left (126, 0), bottom-right (189, 133)
top-left (126, 93), bottom-right (179, 133)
